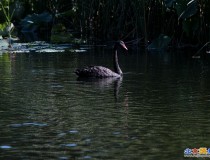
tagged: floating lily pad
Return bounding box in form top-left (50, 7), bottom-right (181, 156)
top-left (0, 40), bottom-right (89, 54)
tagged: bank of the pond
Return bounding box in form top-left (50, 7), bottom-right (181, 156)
top-left (0, 39), bottom-right (90, 54)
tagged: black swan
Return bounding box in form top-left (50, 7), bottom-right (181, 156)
top-left (75, 41), bottom-right (128, 78)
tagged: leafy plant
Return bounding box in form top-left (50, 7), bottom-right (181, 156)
top-left (0, 0), bottom-right (15, 47)
top-left (178, 0), bottom-right (198, 20)
top-left (0, 0), bottom-right (14, 33)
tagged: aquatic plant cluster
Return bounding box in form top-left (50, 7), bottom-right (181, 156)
top-left (0, 0), bottom-right (210, 48)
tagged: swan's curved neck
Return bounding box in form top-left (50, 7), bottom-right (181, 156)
top-left (113, 49), bottom-right (122, 75)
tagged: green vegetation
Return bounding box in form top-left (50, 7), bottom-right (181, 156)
top-left (0, 0), bottom-right (209, 49)
top-left (0, 0), bottom-right (15, 47)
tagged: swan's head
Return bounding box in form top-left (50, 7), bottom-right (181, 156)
top-left (115, 41), bottom-right (128, 51)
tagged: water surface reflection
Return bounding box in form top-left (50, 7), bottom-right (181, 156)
top-left (0, 50), bottom-right (210, 159)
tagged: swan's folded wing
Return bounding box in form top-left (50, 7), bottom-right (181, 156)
top-left (75, 66), bottom-right (120, 78)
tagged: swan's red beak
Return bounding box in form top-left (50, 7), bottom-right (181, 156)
top-left (122, 43), bottom-right (128, 50)
top-left (120, 41), bottom-right (128, 50)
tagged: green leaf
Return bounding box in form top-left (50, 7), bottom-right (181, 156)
top-left (178, 0), bottom-right (198, 20)
top-left (182, 16), bottom-right (199, 36)
top-left (164, 0), bottom-right (176, 8)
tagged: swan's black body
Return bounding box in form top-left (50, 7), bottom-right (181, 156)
top-left (75, 41), bottom-right (127, 78)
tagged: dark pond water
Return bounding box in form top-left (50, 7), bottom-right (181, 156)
top-left (1, 48), bottom-right (210, 160)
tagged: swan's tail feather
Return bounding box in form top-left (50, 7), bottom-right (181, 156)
top-left (74, 68), bottom-right (88, 77)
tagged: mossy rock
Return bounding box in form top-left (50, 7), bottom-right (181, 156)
top-left (51, 32), bottom-right (74, 43)
top-left (50, 23), bottom-right (86, 44)
top-left (51, 23), bottom-right (66, 33)
top-left (51, 23), bottom-right (73, 43)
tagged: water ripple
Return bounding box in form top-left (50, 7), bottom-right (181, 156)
top-left (0, 145), bottom-right (12, 149)
top-left (69, 130), bottom-right (79, 134)
top-left (62, 143), bottom-right (77, 147)
top-left (9, 122), bottom-right (48, 128)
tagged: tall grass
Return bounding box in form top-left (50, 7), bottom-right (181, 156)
top-left (71, 0), bottom-right (209, 47)
top-left (1, 0), bottom-right (209, 46)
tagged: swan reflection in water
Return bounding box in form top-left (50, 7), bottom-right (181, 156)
top-left (76, 77), bottom-right (122, 101)
top-left (76, 76), bottom-right (130, 139)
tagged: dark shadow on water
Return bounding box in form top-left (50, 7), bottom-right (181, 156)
top-left (76, 77), bottom-right (122, 101)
